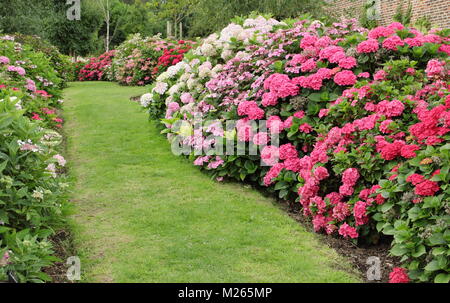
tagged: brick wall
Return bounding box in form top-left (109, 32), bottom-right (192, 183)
top-left (325, 0), bottom-right (450, 28)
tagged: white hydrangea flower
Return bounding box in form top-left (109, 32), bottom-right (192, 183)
top-left (235, 51), bottom-right (249, 60)
top-left (180, 103), bottom-right (194, 114)
top-left (152, 82), bottom-right (168, 95)
top-left (140, 93), bottom-right (153, 107)
top-left (221, 49), bottom-right (233, 61)
top-left (193, 47), bottom-right (202, 56)
top-left (220, 23), bottom-right (244, 42)
top-left (168, 84), bottom-right (180, 96)
top-left (178, 81), bottom-right (187, 90)
top-left (187, 78), bottom-right (198, 90)
top-left (200, 43), bottom-right (216, 57)
top-left (166, 65), bottom-right (179, 78)
top-left (204, 33), bottom-right (219, 44)
top-left (32, 190), bottom-right (44, 200)
top-left (212, 64), bottom-right (223, 73)
top-left (189, 58), bottom-right (201, 67)
top-left (198, 61), bottom-right (212, 78)
top-left (180, 72), bottom-right (191, 82)
top-left (53, 154), bottom-right (66, 167)
top-left (157, 72), bottom-right (169, 81)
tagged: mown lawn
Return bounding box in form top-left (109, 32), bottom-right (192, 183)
top-left (63, 81), bottom-right (360, 282)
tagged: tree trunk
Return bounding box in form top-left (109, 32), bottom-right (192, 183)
top-left (106, 0), bottom-right (110, 52)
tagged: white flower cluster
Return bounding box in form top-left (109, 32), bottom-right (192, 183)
top-left (148, 15), bottom-right (285, 124)
top-left (152, 81), bottom-right (169, 95)
top-left (140, 93), bottom-right (153, 107)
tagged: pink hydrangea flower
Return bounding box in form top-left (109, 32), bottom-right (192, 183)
top-left (253, 132), bottom-right (269, 146)
top-left (314, 166), bottom-right (329, 181)
top-left (356, 38), bottom-right (379, 53)
top-left (389, 268), bottom-right (409, 283)
top-left (262, 91), bottom-right (278, 107)
top-left (299, 123), bottom-right (313, 133)
top-left (261, 145), bottom-right (279, 166)
top-left (300, 58), bottom-right (317, 72)
top-left (379, 119), bottom-right (394, 133)
top-left (0, 56), bottom-right (10, 64)
top-left (180, 92), bottom-right (195, 104)
top-left (279, 143), bottom-right (298, 160)
top-left (342, 168), bottom-right (359, 186)
top-left (368, 26), bottom-right (395, 39)
top-left (267, 116), bottom-right (283, 134)
top-left (425, 59), bottom-right (445, 78)
top-left (382, 35), bottom-right (404, 51)
top-left (338, 57), bottom-right (357, 69)
top-left (374, 70), bottom-right (387, 81)
top-left (263, 163), bottom-right (284, 186)
top-left (334, 70), bottom-right (357, 86)
top-left (338, 223), bottom-right (358, 239)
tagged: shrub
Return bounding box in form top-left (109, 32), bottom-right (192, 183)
top-left (152, 41), bottom-right (194, 77)
top-left (106, 34), bottom-right (194, 86)
top-left (0, 35), bottom-right (63, 102)
top-left (11, 34), bottom-right (74, 85)
top-left (111, 34), bottom-right (168, 86)
top-left (1, 35), bottom-right (68, 282)
top-left (146, 16), bottom-right (450, 282)
top-left (78, 50), bottom-right (116, 82)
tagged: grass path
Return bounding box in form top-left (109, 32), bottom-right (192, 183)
top-left (63, 81), bottom-right (360, 283)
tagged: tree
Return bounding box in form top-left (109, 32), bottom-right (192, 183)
top-left (151, 0), bottom-right (199, 38)
top-left (187, 0), bottom-right (325, 37)
top-left (46, 0), bottom-right (103, 57)
top-left (0, 0), bottom-right (55, 37)
top-left (95, 0), bottom-right (131, 52)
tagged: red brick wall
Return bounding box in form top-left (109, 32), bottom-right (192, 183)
top-left (326, 0), bottom-right (450, 28)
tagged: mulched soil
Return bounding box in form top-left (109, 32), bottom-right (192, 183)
top-left (43, 230), bottom-right (77, 283)
top-left (238, 179), bottom-right (402, 283)
top-left (280, 199), bottom-right (401, 283)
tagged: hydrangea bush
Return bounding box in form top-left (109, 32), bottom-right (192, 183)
top-left (111, 34), bottom-right (193, 86)
top-left (78, 50), bottom-right (116, 81)
top-left (145, 16), bottom-right (450, 283)
top-left (77, 34), bottom-right (194, 86)
top-left (0, 35), bottom-right (68, 282)
top-left (11, 34), bottom-right (74, 85)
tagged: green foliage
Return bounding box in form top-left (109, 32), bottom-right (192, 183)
top-left (0, 0), bottom-right (54, 37)
top-left (414, 16), bottom-right (432, 33)
top-left (0, 38), bottom-right (63, 100)
top-left (188, 0), bottom-right (325, 37)
top-left (0, 97), bottom-right (68, 282)
top-left (1, 231), bottom-right (58, 283)
top-left (375, 143), bottom-right (450, 282)
top-left (393, 0), bottom-right (413, 25)
top-left (0, 36), bottom-right (68, 283)
top-left (46, 0), bottom-right (103, 56)
top-left (359, 0), bottom-right (378, 29)
top-left (11, 34), bottom-right (74, 85)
